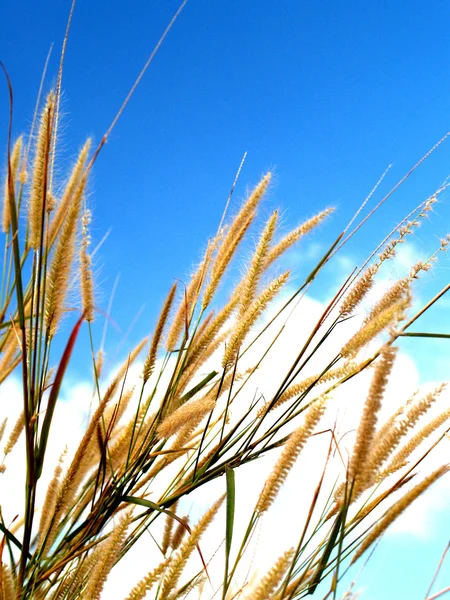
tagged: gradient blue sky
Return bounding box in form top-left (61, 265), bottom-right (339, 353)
top-left (2, 1), bottom-right (450, 598)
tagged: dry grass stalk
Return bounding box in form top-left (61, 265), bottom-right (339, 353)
top-left (256, 396), bottom-right (327, 513)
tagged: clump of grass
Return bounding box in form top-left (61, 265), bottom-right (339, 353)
top-left (1, 4), bottom-right (450, 600)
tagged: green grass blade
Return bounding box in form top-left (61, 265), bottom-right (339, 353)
top-left (222, 466), bottom-right (235, 599)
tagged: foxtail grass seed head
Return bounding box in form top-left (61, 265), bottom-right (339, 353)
top-left (170, 516), bottom-right (189, 551)
top-left (0, 331), bottom-right (21, 385)
top-left (95, 348), bottom-right (105, 380)
top-left (124, 560), bottom-right (171, 600)
top-left (48, 139), bottom-right (91, 248)
top-left (185, 296), bottom-right (238, 371)
top-left (366, 384), bottom-right (446, 478)
top-left (83, 510), bottom-right (132, 599)
top-left (267, 361), bottom-right (358, 414)
top-left (166, 247), bottom-right (211, 351)
top-left (157, 396), bottom-right (215, 439)
top-left (3, 411), bottom-right (24, 456)
top-left (28, 90), bottom-right (55, 249)
top-left (2, 136), bottom-right (23, 234)
top-left (387, 406), bottom-right (450, 473)
top-left (143, 283), bottom-right (177, 383)
top-left (246, 549), bottom-right (295, 600)
top-left (38, 448), bottom-right (66, 547)
top-left (352, 465), bottom-right (449, 563)
top-left (202, 214), bottom-right (254, 310)
top-left (239, 210), bottom-right (278, 317)
top-left (45, 178), bottom-right (84, 337)
top-left (256, 396), bottom-right (327, 513)
top-left (159, 495), bottom-right (225, 600)
top-left (80, 209), bottom-right (95, 322)
top-left (265, 207), bottom-right (334, 268)
top-left (340, 265), bottom-right (377, 317)
top-left (0, 418), bottom-right (7, 444)
top-left (202, 173), bottom-right (271, 309)
top-left (348, 345), bottom-right (397, 486)
top-left (341, 294), bottom-right (410, 358)
top-left (162, 502), bottom-right (178, 555)
top-left (223, 270), bottom-right (290, 369)
top-left (0, 565), bottom-right (15, 600)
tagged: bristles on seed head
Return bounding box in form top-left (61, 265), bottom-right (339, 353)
top-left (239, 210), bottom-right (278, 317)
top-left (29, 91), bottom-right (55, 249)
top-left (340, 265), bottom-right (377, 317)
top-left (352, 465), bottom-right (449, 563)
top-left (222, 270), bottom-right (289, 369)
top-left (80, 210), bottom-right (95, 322)
top-left (202, 173), bottom-right (271, 310)
top-left (348, 345), bottom-right (397, 487)
top-left (341, 294), bottom-right (410, 358)
top-left (143, 283), bottom-right (177, 383)
top-left (256, 396), bottom-right (327, 513)
top-left (157, 396), bottom-right (215, 440)
top-left (48, 139), bottom-right (91, 249)
top-left (265, 207), bottom-right (334, 268)
top-left (248, 549), bottom-right (295, 600)
top-left (3, 136), bottom-right (23, 234)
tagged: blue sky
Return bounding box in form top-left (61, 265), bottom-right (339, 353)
top-left (2, 1), bottom-right (450, 598)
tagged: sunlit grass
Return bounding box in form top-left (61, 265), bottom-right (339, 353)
top-left (1, 3), bottom-right (450, 599)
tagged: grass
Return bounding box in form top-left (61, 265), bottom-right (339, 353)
top-left (1, 2), bottom-right (450, 599)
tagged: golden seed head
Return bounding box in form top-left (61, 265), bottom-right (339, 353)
top-left (256, 396), bottom-right (327, 513)
top-left (2, 136), bottom-right (23, 234)
top-left (28, 90), bottom-right (55, 249)
top-left (143, 283), bottom-right (177, 382)
top-left (239, 210), bottom-right (279, 317)
top-left (80, 209), bottom-right (95, 322)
